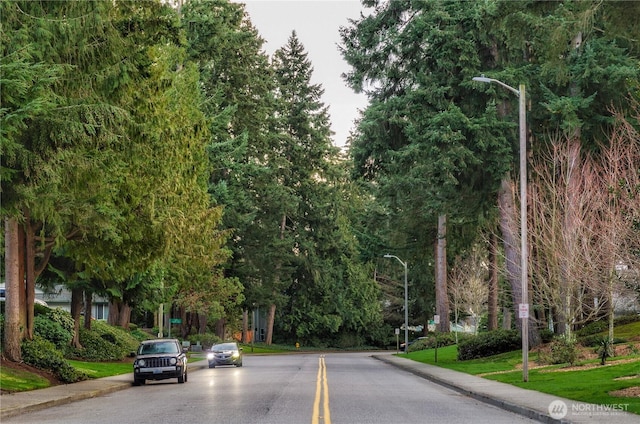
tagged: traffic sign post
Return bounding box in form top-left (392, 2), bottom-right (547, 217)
top-left (395, 328), bottom-right (400, 354)
top-left (168, 318), bottom-right (181, 338)
top-left (433, 315), bottom-right (440, 363)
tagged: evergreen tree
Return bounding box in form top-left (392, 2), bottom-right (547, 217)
top-left (271, 32), bottom-right (381, 346)
top-left (2, 0), bottom-right (230, 345)
top-left (340, 0), bottom-right (511, 332)
top-left (182, 0), bottom-right (275, 337)
top-left (341, 0), bottom-right (640, 341)
top-left (2, 0), bottom-right (133, 353)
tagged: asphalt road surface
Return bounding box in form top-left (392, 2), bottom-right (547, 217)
top-left (4, 352), bottom-right (541, 424)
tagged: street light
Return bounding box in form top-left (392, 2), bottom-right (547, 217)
top-left (472, 75), bottom-right (529, 382)
top-left (384, 254), bottom-right (408, 354)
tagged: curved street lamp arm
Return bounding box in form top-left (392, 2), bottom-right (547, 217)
top-left (472, 75), bottom-right (520, 97)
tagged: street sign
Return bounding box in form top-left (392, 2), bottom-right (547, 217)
top-left (519, 303), bottom-right (529, 319)
top-left (169, 318), bottom-right (182, 324)
top-left (433, 315), bottom-right (440, 324)
top-left (394, 328), bottom-right (400, 335)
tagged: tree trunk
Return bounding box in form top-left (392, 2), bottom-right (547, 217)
top-left (198, 312), bottom-right (207, 335)
top-left (107, 300), bottom-right (131, 329)
top-left (108, 302), bottom-right (119, 326)
top-left (70, 287), bottom-right (84, 349)
top-left (498, 177), bottom-right (523, 330)
top-left (502, 306), bottom-right (512, 330)
top-left (180, 308), bottom-right (191, 338)
top-left (242, 309), bottom-right (249, 343)
top-left (118, 303), bottom-right (131, 329)
top-left (266, 303), bottom-right (276, 345)
top-left (18, 222), bottom-right (26, 338)
top-left (215, 317), bottom-right (225, 339)
top-left (4, 218), bottom-right (22, 361)
top-left (24, 212), bottom-right (36, 340)
top-left (84, 291), bottom-right (93, 330)
top-left (435, 214), bottom-right (449, 332)
top-left (487, 232), bottom-right (499, 331)
top-left (497, 176), bottom-right (527, 331)
top-left (498, 177), bottom-right (540, 346)
top-left (264, 213), bottom-right (287, 345)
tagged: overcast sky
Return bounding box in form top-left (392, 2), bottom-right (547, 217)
top-left (237, 0), bottom-right (371, 148)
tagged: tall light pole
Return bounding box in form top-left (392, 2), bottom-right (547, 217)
top-left (472, 75), bottom-right (528, 382)
top-left (384, 254), bottom-right (408, 354)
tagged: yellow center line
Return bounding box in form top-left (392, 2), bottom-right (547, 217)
top-left (312, 355), bottom-right (331, 424)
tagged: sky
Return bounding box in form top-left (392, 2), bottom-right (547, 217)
top-left (236, 0), bottom-right (371, 148)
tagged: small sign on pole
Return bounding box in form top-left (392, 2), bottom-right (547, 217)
top-left (519, 303), bottom-right (529, 319)
top-left (433, 315), bottom-right (440, 324)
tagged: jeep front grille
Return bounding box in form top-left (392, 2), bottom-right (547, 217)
top-left (145, 357), bottom-right (173, 368)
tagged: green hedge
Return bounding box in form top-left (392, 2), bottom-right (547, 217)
top-left (408, 332), bottom-right (461, 352)
top-left (21, 336), bottom-right (87, 383)
top-left (34, 315), bottom-right (72, 349)
top-left (64, 320), bottom-right (141, 361)
top-left (188, 333), bottom-right (222, 350)
top-left (457, 330), bottom-right (521, 360)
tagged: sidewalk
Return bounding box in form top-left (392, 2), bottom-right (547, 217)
top-left (0, 360), bottom-right (210, 420)
top-left (1, 355), bottom-right (638, 423)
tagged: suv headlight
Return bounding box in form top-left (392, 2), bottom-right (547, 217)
top-left (207, 352), bottom-right (214, 360)
top-left (170, 357), bottom-right (177, 365)
top-left (137, 359), bottom-right (146, 367)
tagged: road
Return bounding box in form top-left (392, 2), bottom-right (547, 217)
top-left (3, 352), bottom-right (540, 424)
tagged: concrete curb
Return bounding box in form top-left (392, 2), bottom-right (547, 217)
top-left (373, 354), bottom-right (557, 423)
top-left (373, 354), bottom-right (639, 424)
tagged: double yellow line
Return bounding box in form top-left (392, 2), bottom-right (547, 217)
top-left (312, 355), bottom-right (331, 424)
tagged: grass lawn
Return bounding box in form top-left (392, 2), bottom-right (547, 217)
top-left (0, 366), bottom-right (51, 393)
top-left (485, 363), bottom-right (640, 413)
top-left (66, 360), bottom-right (133, 379)
top-left (406, 343), bottom-right (640, 415)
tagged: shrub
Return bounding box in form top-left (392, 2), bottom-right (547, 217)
top-left (188, 333), bottom-right (223, 350)
top-left (539, 328), bottom-right (555, 344)
top-left (129, 328), bottom-right (152, 342)
top-left (597, 337), bottom-right (614, 365)
top-left (575, 320), bottom-right (608, 337)
top-left (21, 336), bottom-right (87, 383)
top-left (580, 334), bottom-right (603, 348)
top-left (46, 308), bottom-right (75, 333)
top-left (408, 332), bottom-right (461, 352)
top-left (457, 330), bottom-right (521, 360)
top-left (549, 335), bottom-right (579, 365)
top-left (34, 315), bottom-right (72, 349)
top-left (614, 314), bottom-right (640, 326)
top-left (64, 320), bottom-right (141, 361)
top-left (575, 314), bottom-right (639, 338)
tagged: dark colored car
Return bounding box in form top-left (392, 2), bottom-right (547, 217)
top-left (207, 342), bottom-right (243, 368)
top-left (133, 339), bottom-right (188, 385)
